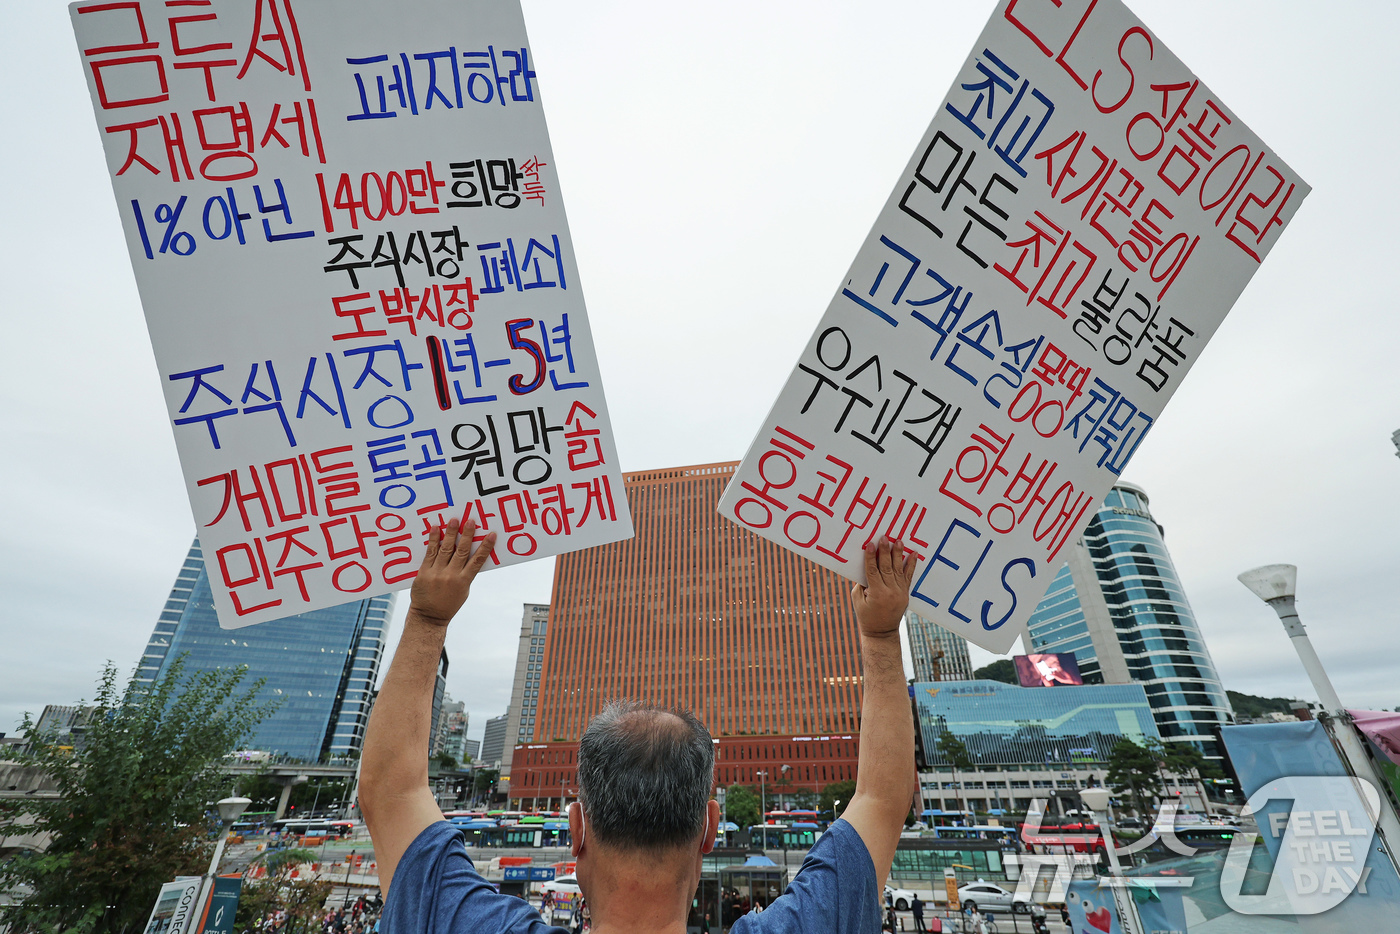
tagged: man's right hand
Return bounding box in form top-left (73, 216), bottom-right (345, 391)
top-left (840, 535), bottom-right (918, 890)
top-left (407, 518), bottom-right (496, 626)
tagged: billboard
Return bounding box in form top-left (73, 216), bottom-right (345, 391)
top-left (1014, 652), bottom-right (1082, 687)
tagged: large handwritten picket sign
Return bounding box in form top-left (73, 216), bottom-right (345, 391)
top-left (71, 0), bottom-right (632, 627)
top-left (720, 0), bottom-right (1307, 653)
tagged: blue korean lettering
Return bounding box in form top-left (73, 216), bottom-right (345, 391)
top-left (240, 360), bottom-right (296, 447)
top-left (132, 196), bottom-right (196, 259)
top-left (444, 335), bottom-right (498, 404)
top-left (945, 48), bottom-right (1055, 177)
top-left (169, 364), bottom-right (236, 448)
top-left (843, 235), bottom-right (921, 327)
top-left (254, 178), bottom-right (315, 241)
top-left (203, 188), bottom-right (250, 244)
top-left (346, 54), bottom-right (413, 120)
top-left (1062, 376), bottom-right (1154, 474)
top-left (415, 48), bottom-right (462, 109)
top-left (297, 353), bottom-right (352, 429)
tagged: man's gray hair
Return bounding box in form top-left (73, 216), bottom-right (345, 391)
top-left (577, 700), bottom-right (715, 850)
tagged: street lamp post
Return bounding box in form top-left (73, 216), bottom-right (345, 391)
top-left (194, 796), bottom-right (251, 933)
top-left (1237, 565), bottom-right (1400, 861)
top-left (345, 848), bottom-right (356, 906)
top-left (1079, 787), bottom-right (1141, 934)
top-left (757, 771), bottom-right (768, 845)
top-left (1237, 566), bottom-right (1343, 710)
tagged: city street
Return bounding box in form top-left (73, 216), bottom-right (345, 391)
top-left (6, 2), bottom-right (1399, 933)
top-left (883, 901), bottom-right (1070, 934)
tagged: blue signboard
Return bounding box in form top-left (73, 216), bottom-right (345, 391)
top-left (503, 868), bottom-right (530, 881)
top-left (1217, 720), bottom-right (1400, 929)
top-left (198, 876), bottom-right (242, 934)
top-left (529, 868), bottom-right (556, 881)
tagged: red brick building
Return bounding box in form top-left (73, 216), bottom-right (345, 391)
top-left (511, 734), bottom-right (860, 809)
top-left (508, 462), bottom-right (867, 808)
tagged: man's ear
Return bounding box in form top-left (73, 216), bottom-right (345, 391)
top-left (568, 801), bottom-right (586, 857)
top-left (700, 799), bottom-right (721, 855)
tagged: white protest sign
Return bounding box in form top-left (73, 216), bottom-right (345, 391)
top-left (71, 0), bottom-right (633, 627)
top-left (719, 0), bottom-right (1307, 653)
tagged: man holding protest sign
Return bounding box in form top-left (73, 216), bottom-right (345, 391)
top-left (360, 519), bottom-right (919, 933)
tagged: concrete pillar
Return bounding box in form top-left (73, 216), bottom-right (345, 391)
top-left (272, 774), bottom-right (309, 820)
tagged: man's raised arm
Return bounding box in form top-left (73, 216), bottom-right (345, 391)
top-left (359, 518), bottom-right (495, 894)
top-left (838, 537), bottom-right (919, 887)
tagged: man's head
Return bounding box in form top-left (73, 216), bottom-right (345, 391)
top-left (568, 701), bottom-right (722, 929)
top-left (575, 700), bottom-right (715, 851)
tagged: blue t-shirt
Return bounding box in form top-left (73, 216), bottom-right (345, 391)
top-left (730, 820), bottom-right (879, 933)
top-left (384, 818), bottom-right (879, 934)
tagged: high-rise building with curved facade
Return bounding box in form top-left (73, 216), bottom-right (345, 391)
top-left (136, 538), bottom-right (393, 761)
top-left (1024, 482), bottom-right (1234, 759)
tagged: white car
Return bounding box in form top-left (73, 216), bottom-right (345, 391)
top-left (883, 884), bottom-right (917, 911)
top-left (957, 881), bottom-right (1029, 914)
top-left (540, 873), bottom-right (580, 896)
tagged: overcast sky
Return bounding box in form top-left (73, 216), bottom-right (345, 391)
top-left (4, 0), bottom-right (1399, 747)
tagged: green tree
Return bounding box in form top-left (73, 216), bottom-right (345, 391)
top-left (818, 779), bottom-right (858, 822)
top-left (936, 731), bottom-right (975, 818)
top-left (435, 751), bottom-right (459, 770)
top-left (1225, 690), bottom-right (1303, 719)
top-left (234, 770), bottom-right (285, 812)
top-left (1104, 738), bottom-right (1164, 817)
top-left (1155, 739), bottom-right (1221, 813)
top-left (232, 877), bottom-right (282, 934)
top-left (972, 659), bottom-right (1018, 684)
top-left (1158, 741), bottom-right (1219, 780)
top-left (237, 774), bottom-right (353, 816)
top-left (724, 783), bottom-right (761, 831)
top-left (236, 849), bottom-right (331, 934)
top-left (0, 657), bottom-right (278, 934)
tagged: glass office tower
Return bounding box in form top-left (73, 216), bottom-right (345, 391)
top-left (506, 603), bottom-right (551, 751)
top-left (907, 610), bottom-right (975, 682)
top-left (1025, 482), bottom-right (1233, 758)
top-left (480, 712), bottom-right (509, 769)
top-left (916, 679), bottom-right (1161, 766)
top-left (137, 539), bottom-right (393, 761)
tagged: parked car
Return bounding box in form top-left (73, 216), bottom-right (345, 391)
top-left (957, 881), bottom-right (1029, 914)
top-left (883, 884), bottom-right (917, 911)
top-left (540, 874), bottom-right (581, 896)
